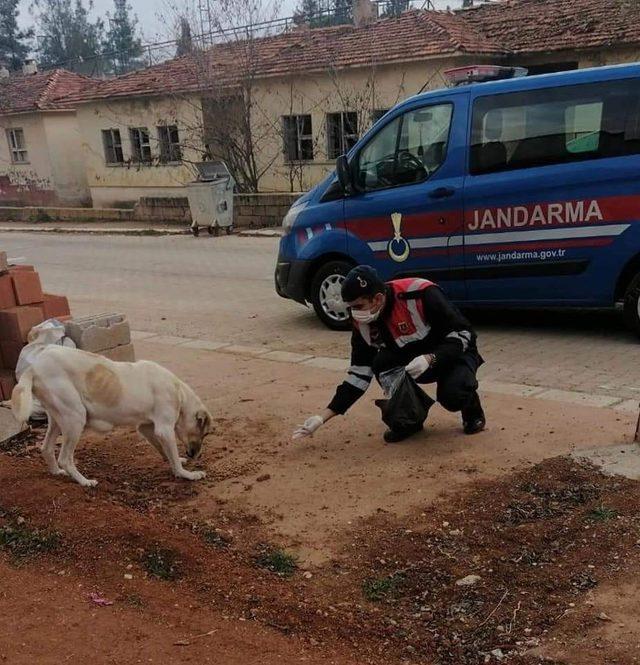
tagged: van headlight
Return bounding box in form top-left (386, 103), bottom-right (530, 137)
top-left (282, 207), bottom-right (301, 233)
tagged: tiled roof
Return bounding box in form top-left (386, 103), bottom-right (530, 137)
top-left (66, 10), bottom-right (504, 103)
top-left (461, 0), bottom-right (640, 55)
top-left (68, 0), bottom-right (640, 104)
top-left (0, 69), bottom-right (94, 114)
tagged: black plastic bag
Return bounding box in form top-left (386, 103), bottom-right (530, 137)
top-left (375, 368), bottom-right (434, 433)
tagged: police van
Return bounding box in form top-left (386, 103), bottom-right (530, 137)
top-left (274, 63), bottom-right (640, 333)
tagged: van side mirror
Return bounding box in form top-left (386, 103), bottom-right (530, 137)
top-left (335, 154), bottom-right (353, 195)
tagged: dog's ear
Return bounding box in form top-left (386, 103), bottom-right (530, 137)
top-left (196, 409), bottom-right (212, 436)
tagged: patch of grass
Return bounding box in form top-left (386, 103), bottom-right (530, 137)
top-left (122, 593), bottom-right (145, 609)
top-left (362, 574), bottom-right (403, 602)
top-left (0, 522), bottom-right (60, 559)
top-left (588, 505), bottom-right (618, 522)
top-left (200, 526), bottom-right (232, 549)
top-left (142, 547), bottom-right (181, 581)
top-left (255, 547), bottom-right (298, 577)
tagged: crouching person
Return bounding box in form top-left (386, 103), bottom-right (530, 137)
top-left (293, 265), bottom-right (486, 443)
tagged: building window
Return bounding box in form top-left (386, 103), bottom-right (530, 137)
top-left (371, 109), bottom-right (389, 123)
top-left (282, 115), bottom-right (313, 162)
top-left (470, 79), bottom-right (640, 176)
top-left (102, 129), bottom-right (124, 164)
top-left (326, 112), bottom-right (358, 160)
top-left (6, 128), bottom-right (28, 163)
top-left (129, 127), bottom-right (152, 163)
top-left (157, 125), bottom-right (181, 163)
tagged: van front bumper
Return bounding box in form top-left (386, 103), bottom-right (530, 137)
top-left (275, 257), bottom-right (312, 304)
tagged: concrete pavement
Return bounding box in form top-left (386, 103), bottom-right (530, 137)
top-left (2, 231), bottom-right (640, 403)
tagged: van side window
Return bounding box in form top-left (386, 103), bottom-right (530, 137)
top-left (356, 103), bottom-right (453, 192)
top-left (470, 79), bottom-right (640, 175)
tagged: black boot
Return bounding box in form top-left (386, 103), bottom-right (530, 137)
top-left (461, 392), bottom-right (485, 435)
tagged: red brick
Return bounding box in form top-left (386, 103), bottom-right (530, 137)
top-left (11, 271), bottom-right (44, 306)
top-left (0, 306), bottom-right (44, 342)
top-left (9, 265), bottom-right (35, 272)
top-left (0, 341), bottom-right (23, 370)
top-left (42, 293), bottom-right (70, 319)
top-left (0, 370), bottom-right (16, 400)
top-left (0, 274), bottom-right (16, 310)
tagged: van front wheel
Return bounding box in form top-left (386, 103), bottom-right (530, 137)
top-left (310, 260), bottom-right (353, 331)
top-left (623, 272), bottom-right (640, 337)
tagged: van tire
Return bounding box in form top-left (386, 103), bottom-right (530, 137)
top-left (623, 273), bottom-right (640, 337)
top-left (310, 260), bottom-right (353, 331)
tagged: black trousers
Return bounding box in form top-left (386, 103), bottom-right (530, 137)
top-left (372, 349), bottom-right (482, 415)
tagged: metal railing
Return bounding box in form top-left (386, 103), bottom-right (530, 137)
top-left (35, 0), bottom-right (431, 77)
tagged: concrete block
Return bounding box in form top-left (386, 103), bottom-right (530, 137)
top-left (262, 350), bottom-right (314, 363)
top-left (534, 388), bottom-right (620, 408)
top-left (220, 344), bottom-right (269, 357)
top-left (0, 274), bottom-right (16, 310)
top-left (0, 251), bottom-right (7, 273)
top-left (0, 370), bottom-right (16, 400)
top-left (100, 343), bottom-right (135, 362)
top-left (0, 306), bottom-right (44, 342)
top-left (181, 340), bottom-right (230, 351)
top-left (65, 313), bottom-right (130, 352)
top-left (613, 399), bottom-right (639, 413)
top-left (302, 356), bottom-right (350, 372)
top-left (11, 271), bottom-right (44, 305)
top-left (42, 293), bottom-right (71, 320)
top-left (0, 341), bottom-right (23, 370)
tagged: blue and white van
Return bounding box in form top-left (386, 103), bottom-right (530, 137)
top-left (275, 63), bottom-right (640, 333)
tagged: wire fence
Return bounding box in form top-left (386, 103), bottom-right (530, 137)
top-left (36, 0), bottom-right (432, 77)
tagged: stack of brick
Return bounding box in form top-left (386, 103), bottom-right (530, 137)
top-left (64, 313), bottom-right (135, 362)
top-left (0, 252), bottom-right (71, 399)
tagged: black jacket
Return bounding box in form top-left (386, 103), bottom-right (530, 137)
top-left (327, 285), bottom-right (481, 414)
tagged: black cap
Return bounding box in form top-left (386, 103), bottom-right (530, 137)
top-left (341, 265), bottom-right (386, 303)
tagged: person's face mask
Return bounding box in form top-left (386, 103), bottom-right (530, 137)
top-left (350, 294), bottom-right (385, 324)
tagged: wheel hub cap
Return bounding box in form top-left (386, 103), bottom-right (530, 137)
top-left (320, 274), bottom-right (348, 321)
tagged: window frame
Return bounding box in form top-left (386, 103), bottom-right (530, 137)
top-left (6, 128), bottom-right (28, 164)
top-left (326, 111), bottom-right (359, 160)
top-left (352, 101), bottom-right (455, 194)
top-left (157, 124), bottom-right (182, 164)
top-left (469, 78), bottom-right (640, 177)
top-left (129, 126), bottom-right (152, 164)
top-left (102, 128), bottom-right (124, 165)
top-left (282, 114), bottom-right (314, 163)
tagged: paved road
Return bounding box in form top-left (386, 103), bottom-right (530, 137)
top-left (4, 232), bottom-right (640, 399)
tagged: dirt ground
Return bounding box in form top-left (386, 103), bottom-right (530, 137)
top-left (1, 340), bottom-right (640, 664)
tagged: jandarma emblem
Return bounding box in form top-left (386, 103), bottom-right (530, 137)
top-left (388, 212), bottom-right (410, 262)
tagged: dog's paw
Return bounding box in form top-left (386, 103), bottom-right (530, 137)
top-left (181, 470), bottom-right (206, 481)
top-left (179, 457), bottom-right (188, 465)
top-left (51, 468), bottom-right (68, 477)
top-left (80, 478), bottom-right (98, 488)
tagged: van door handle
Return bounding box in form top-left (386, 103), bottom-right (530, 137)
top-left (429, 187), bottom-right (455, 199)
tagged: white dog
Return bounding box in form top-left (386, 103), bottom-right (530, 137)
top-left (12, 345), bottom-right (213, 488)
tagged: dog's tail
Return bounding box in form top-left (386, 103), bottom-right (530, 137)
top-left (11, 368), bottom-right (34, 424)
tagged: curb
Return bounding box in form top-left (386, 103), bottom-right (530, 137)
top-left (132, 330), bottom-right (638, 414)
top-left (0, 226), bottom-right (188, 236)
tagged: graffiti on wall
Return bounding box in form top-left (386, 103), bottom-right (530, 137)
top-left (0, 169), bottom-right (57, 206)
